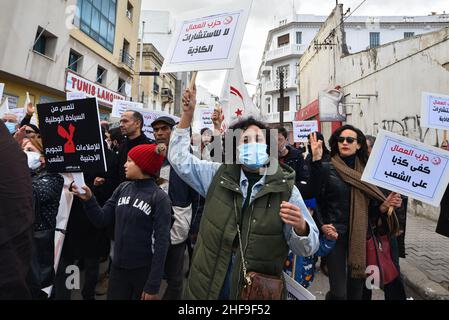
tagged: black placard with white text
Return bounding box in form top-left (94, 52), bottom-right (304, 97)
top-left (37, 98), bottom-right (107, 173)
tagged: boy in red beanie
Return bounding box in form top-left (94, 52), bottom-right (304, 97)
top-left (73, 144), bottom-right (172, 300)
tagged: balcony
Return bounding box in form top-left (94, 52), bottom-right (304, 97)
top-left (264, 111), bottom-right (296, 124)
top-left (264, 78), bottom-right (298, 94)
top-left (261, 66), bottom-right (272, 75)
top-left (161, 88), bottom-right (174, 102)
top-left (265, 44), bottom-right (303, 65)
top-left (120, 50), bottom-right (135, 70)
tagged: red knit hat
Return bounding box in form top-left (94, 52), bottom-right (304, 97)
top-left (128, 144), bottom-right (165, 177)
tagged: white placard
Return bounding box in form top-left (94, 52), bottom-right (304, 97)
top-left (283, 272), bottom-right (316, 300)
top-left (72, 172), bottom-right (86, 194)
top-left (0, 83), bottom-right (4, 102)
top-left (130, 107), bottom-right (180, 140)
top-left (66, 91), bottom-right (87, 101)
top-left (361, 130), bottom-right (449, 207)
top-left (111, 100), bottom-right (143, 118)
top-left (161, 0), bottom-right (252, 73)
top-left (421, 92), bottom-right (449, 130)
top-left (293, 121), bottom-right (318, 143)
top-left (199, 108), bottom-right (214, 131)
top-left (9, 107), bottom-right (25, 120)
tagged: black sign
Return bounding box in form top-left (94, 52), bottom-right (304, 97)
top-left (37, 98), bottom-right (107, 173)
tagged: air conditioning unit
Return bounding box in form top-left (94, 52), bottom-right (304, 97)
top-left (161, 88), bottom-right (171, 96)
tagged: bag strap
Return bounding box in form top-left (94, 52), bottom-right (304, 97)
top-left (368, 221), bottom-right (384, 285)
top-left (234, 196), bottom-right (251, 286)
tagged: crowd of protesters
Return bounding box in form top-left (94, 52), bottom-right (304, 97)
top-left (1, 86), bottom-right (448, 301)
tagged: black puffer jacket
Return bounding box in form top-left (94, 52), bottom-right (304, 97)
top-left (28, 171), bottom-right (64, 297)
top-left (31, 172), bottom-right (64, 231)
top-left (315, 162), bottom-right (381, 235)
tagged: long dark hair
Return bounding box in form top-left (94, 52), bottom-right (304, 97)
top-left (329, 124), bottom-right (368, 164)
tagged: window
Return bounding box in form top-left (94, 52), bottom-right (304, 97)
top-left (277, 97), bottom-right (290, 112)
top-left (76, 0), bottom-right (117, 52)
top-left (68, 50), bottom-right (82, 72)
top-left (276, 65), bottom-right (290, 83)
top-left (267, 103), bottom-right (271, 114)
top-left (296, 32), bottom-right (302, 44)
top-left (118, 78), bottom-right (126, 94)
top-left (296, 95), bottom-right (301, 109)
top-left (277, 34), bottom-right (290, 47)
top-left (97, 66), bottom-right (107, 84)
top-left (126, 1), bottom-right (134, 21)
top-left (121, 39), bottom-right (134, 69)
top-left (33, 27), bottom-right (58, 58)
top-left (404, 32), bottom-right (415, 38)
top-left (369, 32), bottom-right (380, 48)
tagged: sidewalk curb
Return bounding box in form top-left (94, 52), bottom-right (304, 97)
top-left (400, 258), bottom-right (449, 300)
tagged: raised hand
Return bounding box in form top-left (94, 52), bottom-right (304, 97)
top-left (26, 102), bottom-right (36, 116)
top-left (380, 192), bottom-right (402, 213)
top-left (181, 85), bottom-right (197, 114)
top-left (309, 132), bottom-right (323, 162)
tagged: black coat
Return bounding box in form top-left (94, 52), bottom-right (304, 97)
top-left (315, 162), bottom-right (381, 235)
top-left (0, 122), bottom-right (34, 245)
top-left (63, 148), bottom-right (119, 259)
top-left (118, 134), bottom-right (154, 183)
top-left (436, 185), bottom-right (449, 238)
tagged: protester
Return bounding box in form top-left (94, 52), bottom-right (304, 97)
top-left (22, 137), bottom-right (64, 299)
top-left (2, 113), bottom-right (19, 135)
top-left (118, 111), bottom-right (154, 182)
top-left (314, 125), bottom-right (403, 300)
top-left (168, 87), bottom-right (319, 300)
top-left (54, 128), bottom-right (119, 300)
top-left (108, 127), bottom-right (125, 154)
top-left (436, 140), bottom-right (449, 238)
top-left (277, 127), bottom-right (309, 185)
top-left (19, 102), bottom-right (40, 139)
top-left (151, 116), bottom-right (196, 300)
top-left (362, 135), bottom-right (407, 300)
top-left (72, 144), bottom-right (171, 300)
top-left (0, 121), bottom-right (34, 299)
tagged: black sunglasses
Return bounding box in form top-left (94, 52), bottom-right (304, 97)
top-left (338, 136), bottom-right (357, 144)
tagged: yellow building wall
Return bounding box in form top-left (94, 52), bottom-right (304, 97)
top-left (0, 77), bottom-right (64, 108)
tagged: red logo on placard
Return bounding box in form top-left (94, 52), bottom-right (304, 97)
top-left (57, 124), bottom-right (76, 153)
top-left (432, 157), bottom-right (442, 166)
top-left (224, 16), bottom-right (233, 25)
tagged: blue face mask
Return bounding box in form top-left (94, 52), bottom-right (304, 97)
top-left (5, 122), bottom-right (17, 134)
top-left (238, 143), bottom-right (269, 170)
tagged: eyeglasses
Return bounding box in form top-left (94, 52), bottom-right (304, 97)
top-left (338, 136), bottom-right (357, 144)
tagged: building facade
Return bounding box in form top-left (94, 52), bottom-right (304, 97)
top-left (0, 0), bottom-right (141, 120)
top-left (133, 43), bottom-right (176, 114)
top-left (257, 10), bottom-right (449, 129)
top-left (298, 4), bottom-right (449, 220)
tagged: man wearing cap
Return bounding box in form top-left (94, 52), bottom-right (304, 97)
top-left (151, 116), bottom-right (196, 300)
top-left (118, 111), bottom-right (154, 183)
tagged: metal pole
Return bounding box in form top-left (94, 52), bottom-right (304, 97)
top-left (138, 21), bottom-right (145, 103)
top-left (279, 70), bottom-right (284, 127)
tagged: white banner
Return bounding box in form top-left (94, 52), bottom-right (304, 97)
top-left (66, 91), bottom-right (87, 101)
top-left (198, 108), bottom-right (214, 131)
top-left (283, 272), bottom-right (316, 300)
top-left (293, 121), bottom-right (318, 143)
top-left (421, 92), bottom-right (449, 130)
top-left (65, 70), bottom-right (125, 106)
top-left (128, 107), bottom-right (180, 140)
top-left (111, 100), bottom-right (143, 118)
top-left (361, 130), bottom-right (449, 206)
top-left (0, 83), bottom-right (4, 102)
top-left (161, 0), bottom-right (252, 73)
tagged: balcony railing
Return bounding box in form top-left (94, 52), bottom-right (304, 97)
top-left (264, 111), bottom-right (296, 124)
top-left (264, 78), bottom-right (298, 93)
top-left (265, 44), bottom-right (303, 64)
top-left (120, 50), bottom-right (135, 70)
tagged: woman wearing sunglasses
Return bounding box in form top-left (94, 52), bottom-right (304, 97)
top-left (313, 125), bottom-right (402, 300)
